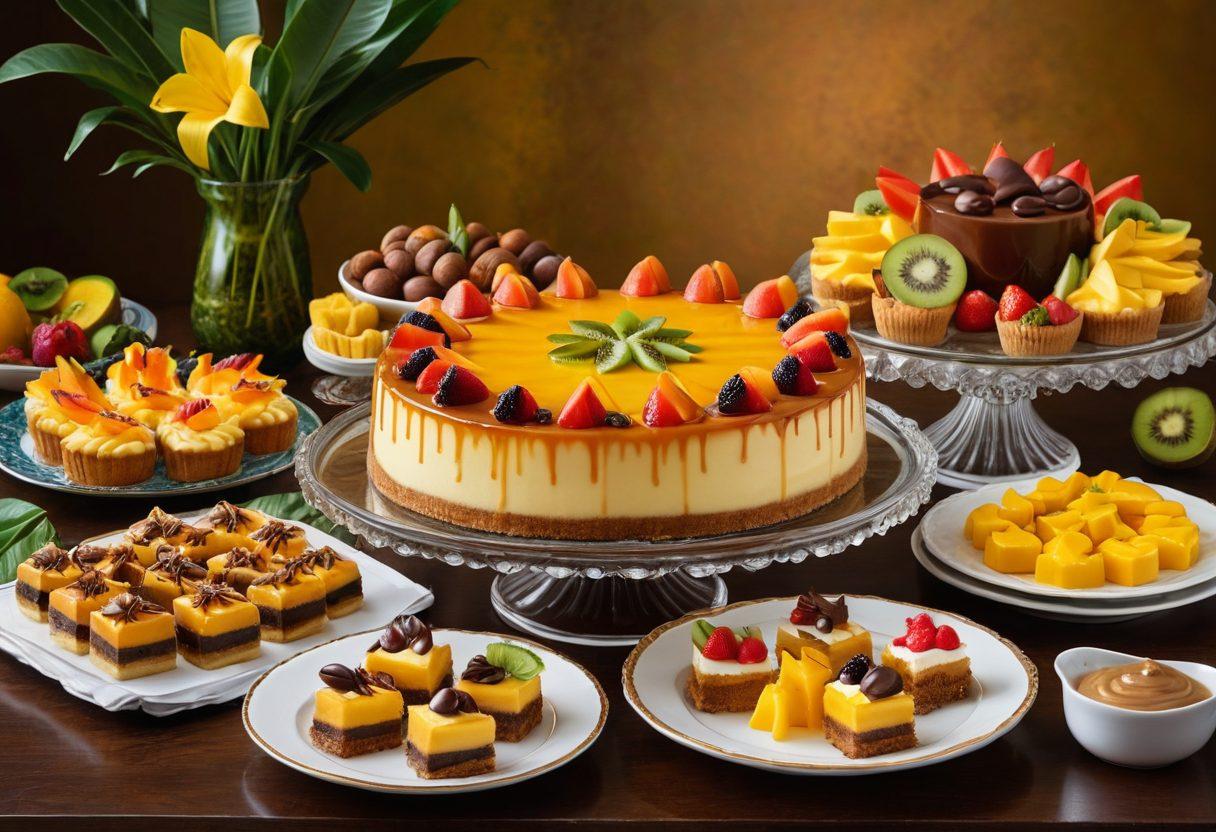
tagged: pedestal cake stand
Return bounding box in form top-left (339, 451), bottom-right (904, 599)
top-left (791, 253), bottom-right (1216, 489)
top-left (295, 400), bottom-right (936, 646)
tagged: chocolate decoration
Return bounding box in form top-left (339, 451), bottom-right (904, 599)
top-left (151, 551), bottom-right (208, 586)
top-left (461, 655), bottom-right (506, 685)
top-left (191, 580), bottom-right (245, 609)
top-left (100, 592), bottom-right (164, 622)
top-left (29, 544), bottom-right (72, 573)
top-left (179, 525), bottom-right (213, 547)
top-left (249, 520), bottom-right (303, 554)
top-left (860, 665), bottom-right (904, 700)
top-left (1046, 184), bottom-right (1086, 211)
top-left (838, 654), bottom-right (874, 686)
top-left (70, 544), bottom-right (111, 568)
top-left (1011, 195), bottom-right (1048, 217)
top-left (300, 546), bottom-right (343, 570)
top-left (206, 501), bottom-right (255, 533)
top-left (954, 190), bottom-right (995, 216)
top-left (1037, 174), bottom-right (1075, 195)
top-left (939, 174), bottom-right (994, 195)
top-left (814, 615), bottom-right (834, 634)
top-left (809, 590), bottom-right (850, 627)
top-left (319, 663), bottom-right (394, 695)
top-left (919, 182), bottom-right (945, 200)
top-left (222, 547), bottom-right (266, 570)
top-left (250, 557), bottom-right (314, 587)
top-left (983, 156), bottom-right (1041, 204)
top-left (368, 614), bottom-right (434, 655)
top-left (69, 570), bottom-right (111, 598)
top-left (429, 687), bottom-right (478, 715)
top-left (127, 507), bottom-right (183, 545)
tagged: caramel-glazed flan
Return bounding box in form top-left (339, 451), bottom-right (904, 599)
top-left (368, 259), bottom-right (867, 540)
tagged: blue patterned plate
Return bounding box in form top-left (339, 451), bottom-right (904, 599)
top-left (0, 395), bottom-right (319, 497)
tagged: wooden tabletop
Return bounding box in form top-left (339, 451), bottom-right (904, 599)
top-left (1, 307), bottom-right (1213, 831)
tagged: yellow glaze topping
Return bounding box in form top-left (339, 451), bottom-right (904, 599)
top-left (172, 592), bottom-right (259, 636)
top-left (455, 675), bottom-right (541, 714)
top-left (366, 644), bottom-right (453, 692)
top-left (1078, 659), bottom-right (1211, 712)
top-left (158, 417), bottom-right (243, 452)
top-left (90, 606), bottom-right (174, 648)
top-left (811, 211), bottom-right (913, 291)
top-left (227, 393), bottom-right (296, 429)
top-left (314, 685), bottom-right (404, 729)
top-left (406, 703), bottom-right (495, 754)
top-left (822, 680), bottom-right (915, 733)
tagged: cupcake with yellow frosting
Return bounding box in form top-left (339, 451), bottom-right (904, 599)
top-left (114, 383), bottom-right (187, 430)
top-left (811, 209), bottom-right (913, 324)
top-left (186, 353), bottom-right (297, 454)
top-left (157, 398), bottom-right (244, 483)
top-left (1087, 217), bottom-right (1207, 325)
top-left (1066, 259), bottom-right (1163, 346)
top-left (106, 343), bottom-right (185, 407)
top-left (53, 390), bottom-right (156, 486)
top-left (24, 357), bottom-right (111, 466)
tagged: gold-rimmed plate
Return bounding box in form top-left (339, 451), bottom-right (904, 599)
top-left (243, 628), bottom-right (607, 793)
top-left (622, 595), bottom-right (1037, 775)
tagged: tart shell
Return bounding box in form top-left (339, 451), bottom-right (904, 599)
top-left (162, 437), bottom-right (245, 483)
top-left (995, 314), bottom-right (1083, 356)
top-left (870, 296), bottom-right (956, 347)
top-left (244, 409), bottom-right (298, 455)
top-left (1161, 271), bottom-right (1211, 325)
top-left (811, 276), bottom-right (875, 326)
top-left (27, 415), bottom-right (65, 466)
top-left (1078, 303), bottom-right (1164, 346)
top-left (61, 444), bottom-right (156, 487)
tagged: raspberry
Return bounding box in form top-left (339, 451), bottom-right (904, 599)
top-left (433, 366), bottom-right (489, 407)
top-left (492, 385), bottom-right (540, 424)
top-left (789, 607), bottom-right (807, 625)
top-left (700, 626), bottom-right (738, 661)
top-left (771, 355), bottom-right (818, 396)
top-left (904, 625), bottom-right (936, 653)
top-left (736, 637), bottom-right (768, 664)
top-left (906, 613), bottom-right (934, 632)
top-left (891, 635), bottom-right (906, 647)
top-left (838, 653), bottom-right (873, 685)
top-left (934, 624), bottom-right (960, 650)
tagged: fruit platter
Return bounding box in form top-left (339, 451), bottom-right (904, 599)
top-left (794, 143), bottom-right (1216, 488)
top-left (0, 268), bottom-right (158, 392)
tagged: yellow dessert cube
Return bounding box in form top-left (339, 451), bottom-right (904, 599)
top-left (1034, 510), bottom-right (1084, 543)
top-left (983, 527), bottom-right (1042, 573)
top-left (1144, 500), bottom-right (1185, 518)
top-left (1106, 480), bottom-right (1162, 518)
top-left (997, 489), bottom-right (1036, 528)
top-left (1082, 504), bottom-right (1122, 544)
top-left (406, 703), bottom-right (496, 755)
top-left (1142, 520), bottom-right (1200, 570)
top-left (1035, 532), bottom-right (1104, 588)
top-left (1068, 490), bottom-right (1111, 513)
top-left (1090, 470), bottom-right (1124, 492)
top-left (1098, 537), bottom-right (1160, 586)
top-left (822, 681), bottom-right (915, 734)
top-left (964, 503), bottom-right (1014, 549)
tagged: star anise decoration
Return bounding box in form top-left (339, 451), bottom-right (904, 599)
top-left (206, 501), bottom-right (254, 533)
top-left (300, 546), bottom-right (342, 570)
top-left (30, 544), bottom-right (72, 573)
top-left (100, 593), bottom-right (164, 622)
top-left (249, 520), bottom-right (302, 554)
top-left (191, 579), bottom-right (245, 609)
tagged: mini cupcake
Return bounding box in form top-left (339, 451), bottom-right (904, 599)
top-left (157, 398), bottom-right (244, 483)
top-left (115, 383), bottom-right (188, 430)
top-left (1161, 270), bottom-right (1211, 325)
top-left (24, 357), bottom-right (110, 466)
top-left (106, 343), bottom-right (186, 404)
top-left (870, 234), bottom-right (967, 347)
top-left (187, 353), bottom-right (297, 454)
top-left (994, 289), bottom-right (1083, 356)
top-left (1067, 261), bottom-right (1164, 346)
top-left (54, 391), bottom-right (156, 487)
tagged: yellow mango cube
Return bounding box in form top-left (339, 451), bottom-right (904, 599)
top-left (1099, 537), bottom-right (1159, 586)
top-left (1036, 531), bottom-right (1105, 589)
top-left (1034, 510), bottom-right (1084, 543)
top-left (964, 503), bottom-right (1014, 549)
top-left (998, 489), bottom-right (1037, 528)
top-left (1044, 531), bottom-right (1094, 558)
top-left (1144, 500), bottom-right (1185, 518)
top-left (1090, 470), bottom-right (1124, 492)
top-left (1059, 472), bottom-right (1092, 504)
top-left (1082, 504), bottom-right (1122, 544)
top-left (984, 527), bottom-right (1043, 573)
top-left (1144, 521), bottom-right (1200, 570)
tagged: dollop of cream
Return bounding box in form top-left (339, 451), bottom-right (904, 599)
top-left (1077, 659), bottom-right (1211, 712)
top-left (158, 418), bottom-right (244, 452)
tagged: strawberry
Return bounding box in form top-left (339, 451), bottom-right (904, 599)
top-left (906, 613), bottom-right (934, 631)
top-left (904, 625), bottom-right (936, 652)
top-left (1055, 159), bottom-right (1094, 197)
top-left (736, 636), bottom-right (768, 664)
top-left (1023, 146), bottom-right (1055, 184)
top-left (789, 607), bottom-right (807, 625)
top-left (930, 147), bottom-right (971, 183)
top-left (779, 308), bottom-right (849, 347)
top-left (396, 347), bottom-right (438, 381)
top-left (0, 346), bottom-right (31, 365)
top-left (642, 387), bottom-right (685, 427)
top-left (1042, 295), bottom-right (1079, 325)
top-left (934, 624), bottom-right (961, 651)
top-left (891, 635), bottom-right (906, 647)
top-left (1093, 174), bottom-right (1143, 216)
top-left (441, 279), bottom-right (493, 320)
top-left (388, 322), bottom-right (446, 353)
top-left (954, 290), bottom-right (999, 332)
top-left (771, 356), bottom-right (818, 396)
top-left (700, 626), bottom-right (738, 660)
top-left (557, 379), bottom-right (607, 429)
top-left (875, 174), bottom-right (920, 223)
top-left (997, 285), bottom-right (1038, 322)
top-left (433, 365), bottom-right (489, 407)
top-left (789, 331), bottom-right (836, 372)
top-left (414, 360), bottom-right (452, 394)
top-left (492, 385), bottom-right (540, 424)
top-left (31, 321), bottom-right (89, 368)
top-left (984, 141), bottom-right (1010, 169)
top-left (173, 398), bottom-right (211, 423)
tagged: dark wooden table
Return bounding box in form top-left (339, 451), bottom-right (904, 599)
top-left (1, 306), bottom-right (1213, 831)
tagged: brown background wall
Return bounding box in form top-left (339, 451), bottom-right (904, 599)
top-left (1, 0), bottom-right (1213, 304)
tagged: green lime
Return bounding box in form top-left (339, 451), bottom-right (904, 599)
top-left (485, 642), bottom-right (545, 680)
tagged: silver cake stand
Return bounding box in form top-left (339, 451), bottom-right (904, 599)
top-left (791, 253), bottom-right (1216, 489)
top-left (294, 400), bottom-right (936, 646)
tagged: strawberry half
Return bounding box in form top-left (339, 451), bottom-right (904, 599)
top-left (414, 359), bottom-right (452, 394)
top-left (984, 141), bottom-right (1010, 169)
top-left (930, 147), bottom-right (971, 183)
top-left (741, 276), bottom-right (799, 319)
top-left (1093, 174), bottom-right (1143, 216)
top-left (1042, 294), bottom-right (1079, 325)
top-left (875, 174), bottom-right (920, 223)
top-left (736, 636), bottom-right (768, 664)
top-left (954, 290), bottom-right (998, 332)
top-left (1055, 159), bottom-right (1094, 196)
top-left (788, 331), bottom-right (836, 372)
top-left (700, 626), bottom-right (738, 660)
top-left (557, 379), bottom-right (607, 429)
top-left (441, 278), bottom-right (493, 320)
top-left (997, 284), bottom-right (1038, 322)
top-left (716, 373), bottom-right (771, 415)
top-left (433, 365), bottom-right (489, 407)
top-left (388, 322), bottom-right (446, 353)
top-left (491, 385), bottom-right (540, 424)
top-left (1023, 146), bottom-right (1055, 184)
top-left (772, 355), bottom-right (819, 396)
top-left (779, 307), bottom-right (849, 347)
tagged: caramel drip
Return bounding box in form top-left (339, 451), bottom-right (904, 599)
top-left (436, 420), bottom-right (444, 453)
top-left (453, 425), bottom-right (465, 484)
top-left (650, 443), bottom-right (660, 488)
top-left (587, 441), bottom-right (599, 484)
top-left (390, 395), bottom-right (399, 440)
top-left (838, 396), bottom-right (845, 458)
top-left (678, 437), bottom-right (690, 514)
top-left (599, 443), bottom-right (609, 515)
top-left (498, 437), bottom-right (509, 512)
top-left (488, 434), bottom-right (500, 482)
top-left (515, 436), bottom-right (525, 478)
top-left (417, 414), bottom-right (426, 465)
top-left (792, 415), bottom-right (800, 437)
top-left (545, 441), bottom-right (558, 487)
top-left (776, 419), bottom-right (788, 500)
top-left (698, 434), bottom-right (708, 473)
top-left (827, 399), bottom-right (834, 448)
top-left (814, 409), bottom-right (821, 451)
top-left (404, 406), bottom-right (413, 440)
top-left (377, 381), bottom-right (387, 432)
top-left (740, 425), bottom-right (750, 463)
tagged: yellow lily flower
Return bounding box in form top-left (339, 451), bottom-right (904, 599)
top-left (150, 29), bottom-right (269, 171)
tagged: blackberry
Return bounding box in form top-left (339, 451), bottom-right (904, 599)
top-left (400, 311), bottom-right (451, 346)
top-left (776, 298), bottom-right (813, 332)
top-left (838, 653), bottom-right (873, 686)
top-left (604, 411), bottom-right (631, 428)
top-left (534, 408), bottom-right (553, 425)
top-left (716, 374), bottom-right (747, 414)
top-left (396, 347), bottom-right (437, 381)
top-left (771, 356), bottom-right (802, 396)
top-left (85, 353), bottom-right (124, 387)
top-left (175, 353), bottom-right (199, 387)
top-left (823, 330), bottom-right (851, 359)
top-left (492, 385), bottom-right (524, 424)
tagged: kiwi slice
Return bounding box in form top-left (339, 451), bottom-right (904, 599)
top-left (1079, 257), bottom-right (1090, 285)
top-left (9, 267), bottom-right (67, 312)
top-left (1102, 198), bottom-right (1162, 237)
top-left (853, 189), bottom-right (890, 216)
top-left (1131, 387), bottom-right (1216, 468)
top-left (691, 620), bottom-right (715, 650)
top-left (1157, 218), bottom-right (1192, 236)
top-left (879, 234), bottom-right (968, 309)
top-left (485, 642), bottom-right (545, 680)
top-left (1053, 253), bottom-right (1083, 299)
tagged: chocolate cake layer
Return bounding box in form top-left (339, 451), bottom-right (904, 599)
top-left (406, 740), bottom-right (494, 772)
top-left (255, 599), bottom-right (326, 629)
top-left (311, 719), bottom-right (400, 741)
top-left (15, 581), bottom-right (48, 608)
top-left (326, 579), bottom-right (363, 606)
top-left (401, 674), bottom-right (454, 706)
top-left (89, 635), bottom-right (176, 664)
top-left (48, 608), bottom-right (88, 641)
top-left (174, 623), bottom-right (260, 652)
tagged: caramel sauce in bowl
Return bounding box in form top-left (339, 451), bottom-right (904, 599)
top-left (1055, 647), bottom-right (1216, 768)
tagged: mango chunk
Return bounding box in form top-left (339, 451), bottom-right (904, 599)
top-left (1034, 510), bottom-right (1084, 544)
top-left (1099, 537), bottom-right (1160, 586)
top-left (998, 489), bottom-right (1037, 528)
top-left (1082, 504), bottom-right (1122, 544)
top-left (1142, 520), bottom-right (1200, 570)
top-left (965, 503), bottom-right (1014, 550)
top-left (1068, 490), bottom-right (1111, 513)
top-left (984, 527), bottom-right (1043, 573)
top-left (1144, 500), bottom-right (1185, 518)
top-left (1036, 532), bottom-right (1104, 589)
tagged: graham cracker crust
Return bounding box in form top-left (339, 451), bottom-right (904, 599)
top-left (406, 741), bottom-right (495, 780)
top-left (310, 721), bottom-right (402, 758)
top-left (883, 653), bottom-right (972, 714)
top-left (484, 694), bottom-right (543, 742)
top-left (823, 714), bottom-right (917, 759)
top-left (368, 447), bottom-right (867, 541)
top-left (685, 667), bottom-right (776, 713)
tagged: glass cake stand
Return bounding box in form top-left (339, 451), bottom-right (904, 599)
top-left (790, 252), bottom-right (1216, 489)
top-left (294, 400), bottom-right (937, 646)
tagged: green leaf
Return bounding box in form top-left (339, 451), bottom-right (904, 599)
top-left (64, 105), bottom-right (120, 160)
top-left (568, 320), bottom-right (617, 340)
top-left (240, 492), bottom-right (356, 546)
top-left (149, 0), bottom-right (262, 63)
top-left (101, 149), bottom-right (192, 177)
top-left (303, 139), bottom-right (371, 191)
top-left (0, 499), bottom-right (61, 584)
top-left (595, 340), bottom-right (631, 373)
top-left (547, 341), bottom-right (600, 362)
top-left (358, 0), bottom-right (463, 85)
top-left (650, 340), bottom-right (692, 362)
top-left (447, 203), bottom-right (469, 257)
top-left (611, 310), bottom-right (642, 339)
top-left (628, 340), bottom-right (667, 372)
top-left (56, 0), bottom-right (176, 81)
top-left (0, 43), bottom-right (157, 113)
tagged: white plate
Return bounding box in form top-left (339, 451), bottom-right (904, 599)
top-left (338, 262), bottom-right (418, 321)
top-left (623, 595), bottom-right (1037, 775)
top-left (921, 479), bottom-right (1216, 599)
top-left (243, 629), bottom-right (607, 793)
top-left (0, 512), bottom-right (433, 713)
top-left (911, 526), bottom-right (1216, 622)
top-left (303, 326), bottom-right (380, 377)
top-left (0, 298), bottom-right (159, 392)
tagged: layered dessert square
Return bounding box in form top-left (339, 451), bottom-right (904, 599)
top-left (15, 544), bottom-right (82, 622)
top-left (199, 500), bottom-right (268, 549)
top-left (310, 664), bottom-right (404, 758)
top-left (296, 546), bottom-right (363, 618)
top-left (173, 581), bottom-right (261, 669)
top-left (455, 643), bottom-right (545, 742)
top-left (880, 614), bottom-right (972, 714)
top-left (245, 559), bottom-right (327, 642)
top-left (47, 571), bottom-right (127, 655)
top-left (406, 689), bottom-right (495, 779)
top-left (138, 548), bottom-right (208, 609)
top-left (89, 593), bottom-right (176, 679)
top-left (775, 590), bottom-right (873, 676)
top-left (88, 544), bottom-right (146, 586)
top-left (685, 619), bottom-right (774, 713)
top-left (248, 519), bottom-right (307, 561)
top-left (365, 616), bottom-right (453, 705)
top-left (823, 663), bottom-right (917, 759)
top-left (123, 507), bottom-right (187, 565)
top-left (205, 546), bottom-right (270, 594)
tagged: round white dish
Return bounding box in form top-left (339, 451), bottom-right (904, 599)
top-left (622, 595), bottom-right (1037, 775)
top-left (0, 298), bottom-right (159, 392)
top-left (244, 628), bottom-right (607, 793)
top-left (303, 326), bottom-right (380, 377)
top-left (338, 262), bottom-right (418, 321)
top-left (920, 479), bottom-right (1216, 600)
top-left (1055, 646), bottom-right (1216, 768)
top-left (911, 527), bottom-right (1216, 622)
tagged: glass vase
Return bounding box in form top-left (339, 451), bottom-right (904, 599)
top-left (191, 177), bottom-right (312, 368)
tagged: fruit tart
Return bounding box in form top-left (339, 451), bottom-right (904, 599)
top-left (53, 390), bottom-right (156, 486)
top-left (23, 356), bottom-right (110, 466)
top-left (187, 353), bottom-right (298, 454)
top-left (157, 398), bottom-right (244, 482)
top-left (810, 206), bottom-right (913, 325)
top-left (994, 286), bottom-right (1082, 356)
top-left (870, 234), bottom-right (967, 346)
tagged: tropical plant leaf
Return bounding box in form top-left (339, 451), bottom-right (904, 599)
top-left (102, 149), bottom-right (193, 176)
top-left (240, 492), bottom-right (356, 545)
top-left (303, 139), bottom-right (371, 191)
top-left (64, 105), bottom-right (120, 160)
top-left (0, 499), bottom-right (61, 584)
top-left (56, 0), bottom-right (176, 81)
top-left (0, 43), bottom-right (157, 113)
top-left (447, 203), bottom-right (469, 256)
top-left (149, 0), bottom-right (262, 62)
top-left (359, 0), bottom-right (463, 84)
top-left (547, 341), bottom-right (600, 361)
top-left (568, 320), bottom-right (617, 340)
